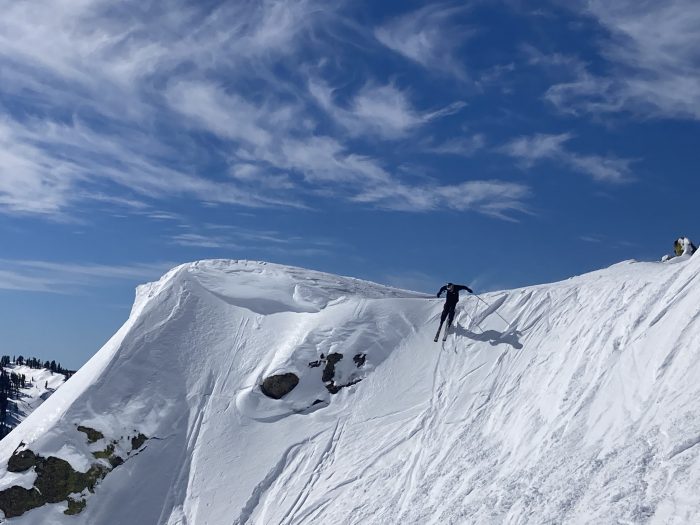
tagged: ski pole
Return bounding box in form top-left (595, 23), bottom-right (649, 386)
top-left (465, 296), bottom-right (484, 332)
top-left (473, 294), bottom-right (513, 327)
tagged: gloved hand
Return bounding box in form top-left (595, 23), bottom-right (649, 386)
top-left (466, 287), bottom-right (473, 294)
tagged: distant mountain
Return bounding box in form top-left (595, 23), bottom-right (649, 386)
top-left (0, 361), bottom-right (68, 439)
top-left (0, 257), bottom-right (699, 523)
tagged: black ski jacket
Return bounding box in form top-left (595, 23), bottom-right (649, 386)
top-left (437, 284), bottom-right (472, 307)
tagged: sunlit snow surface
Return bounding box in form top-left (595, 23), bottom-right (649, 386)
top-left (1, 257), bottom-right (700, 524)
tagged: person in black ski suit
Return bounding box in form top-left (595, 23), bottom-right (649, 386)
top-left (437, 282), bottom-right (473, 329)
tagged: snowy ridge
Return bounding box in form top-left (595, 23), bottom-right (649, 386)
top-left (0, 365), bottom-right (65, 438)
top-left (1, 257), bottom-right (700, 523)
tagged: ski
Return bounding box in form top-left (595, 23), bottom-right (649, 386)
top-left (442, 323), bottom-right (451, 342)
top-left (434, 323), bottom-right (443, 342)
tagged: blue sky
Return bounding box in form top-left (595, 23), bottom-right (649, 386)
top-left (1, 0), bottom-right (699, 368)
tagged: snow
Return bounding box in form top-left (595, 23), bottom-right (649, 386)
top-left (1, 257), bottom-right (700, 523)
top-left (0, 469), bottom-right (36, 492)
top-left (1, 364), bottom-right (66, 434)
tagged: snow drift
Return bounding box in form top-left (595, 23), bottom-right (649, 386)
top-left (1, 256), bottom-right (700, 524)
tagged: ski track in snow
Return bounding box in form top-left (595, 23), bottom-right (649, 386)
top-left (2, 258), bottom-right (700, 524)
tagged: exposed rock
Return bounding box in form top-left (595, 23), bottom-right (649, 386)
top-left (77, 426), bottom-right (104, 444)
top-left (7, 449), bottom-right (38, 473)
top-left (92, 442), bottom-right (125, 468)
top-left (308, 353), bottom-right (327, 368)
top-left (353, 353), bottom-right (366, 367)
top-left (92, 443), bottom-right (115, 460)
top-left (0, 452), bottom-right (107, 517)
top-left (325, 378), bottom-right (362, 394)
top-left (0, 486), bottom-right (43, 518)
top-left (0, 429), bottom-right (148, 518)
top-left (35, 458), bottom-right (106, 502)
top-left (320, 353), bottom-right (364, 393)
top-left (260, 373), bottom-right (299, 399)
top-left (321, 353), bottom-right (343, 382)
top-left (131, 433), bottom-right (148, 451)
top-left (65, 497), bottom-right (87, 515)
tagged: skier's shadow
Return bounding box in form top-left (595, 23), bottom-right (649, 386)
top-left (452, 324), bottom-right (523, 349)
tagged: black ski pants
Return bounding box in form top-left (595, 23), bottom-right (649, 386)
top-left (440, 302), bottom-right (457, 326)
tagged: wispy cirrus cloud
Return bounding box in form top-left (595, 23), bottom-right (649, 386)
top-left (0, 116), bottom-right (299, 219)
top-left (170, 225), bottom-right (340, 257)
top-left (0, 121), bottom-right (78, 216)
top-left (546, 0), bottom-right (700, 120)
top-left (0, 259), bottom-right (175, 293)
top-left (352, 179), bottom-right (531, 220)
top-left (309, 80), bottom-right (465, 139)
top-left (0, 0), bottom-right (531, 222)
top-left (422, 134), bottom-right (486, 157)
top-left (374, 4), bottom-right (473, 79)
top-left (170, 234), bottom-right (232, 249)
top-left (500, 132), bottom-right (634, 183)
top-left (0, 0), bottom-right (328, 217)
top-left (167, 79), bottom-right (529, 217)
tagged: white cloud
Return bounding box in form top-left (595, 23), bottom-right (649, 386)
top-left (144, 211), bottom-right (182, 221)
top-left (164, 78), bottom-right (529, 217)
top-left (501, 133), bottom-right (633, 183)
top-left (309, 81), bottom-right (465, 139)
top-left (375, 4), bottom-right (473, 78)
top-left (422, 134), bottom-right (486, 156)
top-left (0, 122), bottom-right (80, 216)
top-left (170, 226), bottom-right (339, 258)
top-left (0, 116), bottom-right (300, 219)
top-left (352, 179), bottom-right (531, 219)
top-left (502, 133), bottom-right (573, 164)
top-left (166, 81), bottom-right (278, 148)
top-left (0, 0), bottom-right (325, 98)
top-left (170, 233), bottom-right (230, 249)
top-left (547, 1), bottom-right (700, 120)
top-left (0, 0), bottom-right (329, 216)
top-left (0, 0), bottom-right (528, 221)
top-left (0, 259), bottom-right (175, 293)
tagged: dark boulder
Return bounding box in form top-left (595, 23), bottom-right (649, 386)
top-left (261, 373), bottom-right (299, 399)
top-left (77, 426), bottom-right (104, 443)
top-left (7, 449), bottom-right (38, 473)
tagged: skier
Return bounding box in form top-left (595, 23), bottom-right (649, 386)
top-left (435, 282), bottom-right (473, 342)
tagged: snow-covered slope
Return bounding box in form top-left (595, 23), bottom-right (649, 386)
top-left (1, 365), bottom-right (66, 435)
top-left (1, 257), bottom-right (700, 524)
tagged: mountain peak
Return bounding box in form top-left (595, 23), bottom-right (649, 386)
top-left (1, 256), bottom-right (700, 523)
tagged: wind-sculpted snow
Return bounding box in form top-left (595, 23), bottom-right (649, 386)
top-left (1, 257), bottom-right (700, 523)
